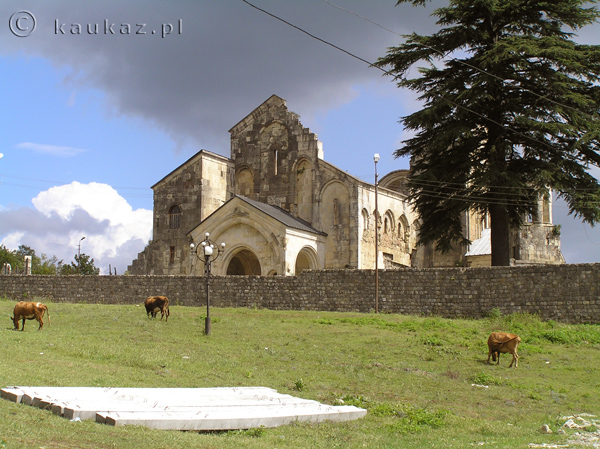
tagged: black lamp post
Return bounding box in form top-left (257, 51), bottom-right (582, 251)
top-left (190, 232), bottom-right (225, 335)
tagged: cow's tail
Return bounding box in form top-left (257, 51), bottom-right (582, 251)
top-left (44, 305), bottom-right (50, 325)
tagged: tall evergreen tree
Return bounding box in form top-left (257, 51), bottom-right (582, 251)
top-left (376, 0), bottom-right (600, 265)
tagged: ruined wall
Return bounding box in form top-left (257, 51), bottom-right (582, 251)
top-left (512, 223), bottom-right (565, 265)
top-left (2, 264), bottom-right (598, 324)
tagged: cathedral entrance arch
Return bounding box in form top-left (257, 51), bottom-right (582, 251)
top-left (226, 248), bottom-right (261, 275)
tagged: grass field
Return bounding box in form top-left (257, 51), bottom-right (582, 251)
top-left (0, 298), bottom-right (599, 448)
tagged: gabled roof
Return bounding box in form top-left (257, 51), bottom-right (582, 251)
top-left (236, 196), bottom-right (327, 236)
top-left (187, 195), bottom-right (327, 237)
top-left (228, 95), bottom-right (286, 133)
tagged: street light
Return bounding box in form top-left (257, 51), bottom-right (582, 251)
top-left (78, 236), bottom-right (86, 275)
top-left (373, 153), bottom-right (380, 314)
top-left (190, 232), bottom-right (225, 335)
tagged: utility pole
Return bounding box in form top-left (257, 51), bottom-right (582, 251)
top-left (374, 153), bottom-right (380, 313)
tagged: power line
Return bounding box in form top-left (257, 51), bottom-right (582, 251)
top-left (417, 190), bottom-right (540, 208)
top-left (240, 0), bottom-right (381, 71)
top-left (582, 223), bottom-right (600, 245)
top-left (408, 178), bottom-right (600, 195)
top-left (241, 0), bottom-right (598, 160)
top-left (318, 0), bottom-right (600, 123)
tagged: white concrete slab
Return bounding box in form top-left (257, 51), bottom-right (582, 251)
top-left (0, 387), bottom-right (23, 403)
top-left (1, 386), bottom-right (367, 431)
top-left (98, 404), bottom-right (367, 430)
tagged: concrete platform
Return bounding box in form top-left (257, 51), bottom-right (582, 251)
top-left (1, 386), bottom-right (366, 430)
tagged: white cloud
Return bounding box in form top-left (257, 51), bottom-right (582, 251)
top-left (0, 182), bottom-right (152, 274)
top-left (34, 182), bottom-right (138, 223)
top-left (16, 142), bottom-right (88, 157)
top-left (1, 231), bottom-right (24, 249)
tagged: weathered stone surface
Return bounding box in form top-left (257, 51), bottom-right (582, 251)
top-left (1, 263), bottom-right (599, 324)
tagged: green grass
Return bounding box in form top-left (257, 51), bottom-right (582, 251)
top-left (1, 298), bottom-right (599, 448)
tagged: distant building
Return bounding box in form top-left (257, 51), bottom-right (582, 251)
top-left (127, 95), bottom-right (564, 275)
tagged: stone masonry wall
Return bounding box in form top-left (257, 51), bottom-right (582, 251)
top-left (1, 264), bottom-right (598, 324)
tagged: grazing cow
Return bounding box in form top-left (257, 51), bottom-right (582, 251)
top-left (487, 332), bottom-right (521, 368)
top-left (11, 301), bottom-right (50, 331)
top-left (144, 296), bottom-right (170, 322)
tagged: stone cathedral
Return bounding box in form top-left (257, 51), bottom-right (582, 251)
top-left (127, 95), bottom-right (564, 276)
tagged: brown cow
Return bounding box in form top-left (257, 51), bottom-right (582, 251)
top-left (144, 296), bottom-right (170, 322)
top-left (487, 332), bottom-right (521, 368)
top-left (11, 301), bottom-right (50, 331)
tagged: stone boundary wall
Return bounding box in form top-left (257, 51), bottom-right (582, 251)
top-left (1, 264), bottom-right (599, 324)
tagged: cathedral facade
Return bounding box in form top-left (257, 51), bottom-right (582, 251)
top-left (127, 95), bottom-right (564, 276)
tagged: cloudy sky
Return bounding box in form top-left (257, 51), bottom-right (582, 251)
top-left (0, 0), bottom-right (599, 273)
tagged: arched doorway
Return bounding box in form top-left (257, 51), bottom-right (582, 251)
top-left (226, 249), bottom-right (261, 275)
top-left (295, 247), bottom-right (318, 275)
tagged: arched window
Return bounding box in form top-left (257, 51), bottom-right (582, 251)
top-left (374, 210), bottom-right (381, 232)
top-left (361, 208), bottom-right (369, 240)
top-left (542, 193), bottom-right (551, 223)
top-left (399, 215), bottom-right (410, 242)
top-left (169, 205), bottom-right (181, 229)
top-left (383, 211), bottom-right (395, 234)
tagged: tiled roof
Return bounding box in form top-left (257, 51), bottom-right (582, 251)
top-left (237, 196), bottom-right (327, 236)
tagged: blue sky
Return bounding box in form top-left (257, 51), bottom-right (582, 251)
top-left (0, 0), bottom-right (598, 273)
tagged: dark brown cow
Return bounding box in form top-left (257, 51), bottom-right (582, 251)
top-left (487, 332), bottom-right (521, 368)
top-left (11, 301), bottom-right (50, 331)
top-left (144, 296), bottom-right (170, 322)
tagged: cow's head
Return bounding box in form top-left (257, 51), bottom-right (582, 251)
top-left (10, 316), bottom-right (18, 329)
